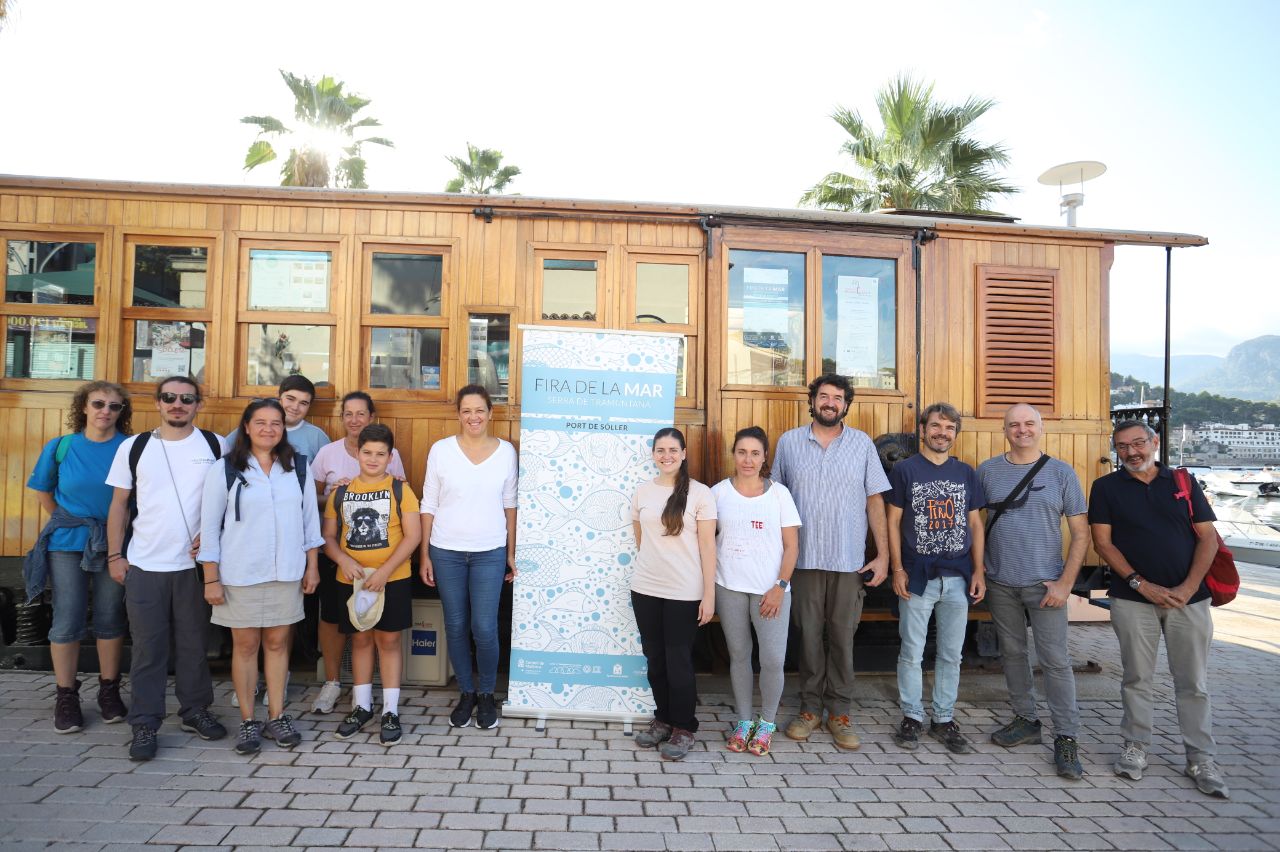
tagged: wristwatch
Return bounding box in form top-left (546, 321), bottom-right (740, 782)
top-left (776, 579), bottom-right (790, 591)
top-left (1127, 574), bottom-right (1144, 591)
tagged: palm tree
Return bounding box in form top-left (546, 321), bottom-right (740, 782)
top-left (444, 143), bottom-right (520, 194)
top-left (241, 71), bottom-right (393, 189)
top-left (800, 76), bottom-right (1017, 214)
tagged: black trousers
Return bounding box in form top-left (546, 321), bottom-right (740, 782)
top-left (631, 591), bottom-right (701, 732)
top-left (124, 566), bottom-right (214, 730)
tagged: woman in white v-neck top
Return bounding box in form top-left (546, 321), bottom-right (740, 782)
top-left (419, 385), bottom-right (518, 731)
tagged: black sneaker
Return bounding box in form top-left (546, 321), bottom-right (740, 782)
top-left (128, 724), bottom-right (157, 761)
top-left (180, 708), bottom-right (227, 741)
top-left (335, 706), bottom-right (374, 739)
top-left (450, 692), bottom-right (477, 728)
top-left (380, 712), bottom-right (402, 745)
top-left (929, 720), bottom-right (974, 754)
top-left (1054, 735), bottom-right (1084, 780)
top-left (54, 681), bottom-right (83, 734)
top-left (991, 715), bottom-right (1042, 747)
top-left (262, 714), bottom-right (302, 748)
top-left (893, 717), bottom-right (923, 750)
top-left (97, 677), bottom-right (127, 724)
top-left (234, 720), bottom-right (262, 755)
top-left (476, 693), bottom-right (500, 730)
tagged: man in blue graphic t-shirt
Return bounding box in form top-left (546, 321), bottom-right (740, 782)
top-left (887, 402), bottom-right (985, 756)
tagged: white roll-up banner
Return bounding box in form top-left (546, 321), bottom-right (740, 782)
top-left (505, 326), bottom-right (680, 723)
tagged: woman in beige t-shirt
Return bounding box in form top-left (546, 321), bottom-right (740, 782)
top-left (629, 427), bottom-right (717, 761)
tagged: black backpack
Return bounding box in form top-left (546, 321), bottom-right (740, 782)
top-left (224, 454), bottom-right (310, 522)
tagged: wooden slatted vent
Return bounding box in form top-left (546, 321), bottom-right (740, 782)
top-left (976, 265), bottom-right (1058, 418)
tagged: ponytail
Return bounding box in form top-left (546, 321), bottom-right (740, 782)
top-left (654, 427), bottom-right (690, 536)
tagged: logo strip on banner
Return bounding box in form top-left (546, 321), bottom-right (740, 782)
top-left (506, 327), bottom-right (680, 723)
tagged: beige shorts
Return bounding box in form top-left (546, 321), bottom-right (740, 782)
top-left (210, 579), bottom-right (304, 629)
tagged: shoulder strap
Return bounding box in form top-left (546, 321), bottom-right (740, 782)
top-left (392, 478), bottom-right (404, 524)
top-left (1173, 467), bottom-right (1196, 522)
top-left (294, 455), bottom-right (308, 495)
top-left (54, 434), bottom-right (74, 465)
top-left (986, 453), bottom-right (1051, 534)
top-left (199, 428), bottom-right (222, 460)
top-left (127, 431), bottom-right (152, 489)
top-left (332, 484), bottom-right (348, 539)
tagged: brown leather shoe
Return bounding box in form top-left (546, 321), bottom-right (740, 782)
top-left (785, 711), bottom-right (821, 741)
top-left (826, 714), bottom-right (862, 750)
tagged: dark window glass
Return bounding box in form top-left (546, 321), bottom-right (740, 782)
top-left (468, 313), bottom-right (510, 404)
top-left (5, 315), bottom-right (97, 379)
top-left (370, 328), bottom-right (443, 390)
top-left (131, 320), bottom-right (208, 382)
top-left (371, 253), bottom-right (443, 315)
top-left (5, 240), bottom-right (96, 305)
top-left (132, 245), bottom-right (208, 308)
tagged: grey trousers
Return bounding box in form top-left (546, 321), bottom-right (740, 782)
top-left (791, 569), bottom-right (865, 717)
top-left (986, 579), bottom-right (1081, 738)
top-left (1111, 597), bottom-right (1217, 762)
top-left (124, 566), bottom-right (214, 730)
top-left (716, 584), bottom-right (791, 724)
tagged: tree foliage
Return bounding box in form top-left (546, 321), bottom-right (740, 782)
top-left (241, 71), bottom-right (393, 189)
top-left (444, 143), bottom-right (520, 194)
top-left (1111, 372), bottom-right (1280, 428)
top-left (800, 75), bottom-right (1017, 214)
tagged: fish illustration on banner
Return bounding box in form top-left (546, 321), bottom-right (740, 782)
top-left (506, 326), bottom-right (680, 722)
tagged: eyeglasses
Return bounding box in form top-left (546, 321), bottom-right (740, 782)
top-left (158, 392), bottom-right (198, 405)
top-left (1115, 438), bottom-right (1150, 453)
top-left (89, 400), bottom-right (125, 412)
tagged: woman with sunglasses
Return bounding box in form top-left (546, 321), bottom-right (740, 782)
top-left (308, 391), bottom-right (406, 714)
top-left (199, 399), bottom-right (323, 755)
top-left (26, 381), bottom-right (133, 733)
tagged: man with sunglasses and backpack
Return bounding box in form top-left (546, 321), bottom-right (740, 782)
top-left (106, 376), bottom-right (228, 761)
top-left (979, 403), bottom-right (1087, 780)
top-left (1089, 420), bottom-right (1228, 798)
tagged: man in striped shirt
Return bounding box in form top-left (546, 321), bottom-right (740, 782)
top-left (978, 403), bottom-right (1086, 780)
top-left (771, 374), bottom-right (890, 750)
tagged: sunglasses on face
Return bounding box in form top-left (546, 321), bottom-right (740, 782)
top-left (159, 392), bottom-right (198, 405)
top-left (89, 400), bottom-right (125, 412)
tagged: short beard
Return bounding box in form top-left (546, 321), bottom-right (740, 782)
top-left (163, 416), bottom-right (192, 429)
top-left (1123, 456), bottom-right (1155, 473)
top-left (811, 404), bottom-right (847, 428)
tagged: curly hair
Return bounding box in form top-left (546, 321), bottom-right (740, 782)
top-left (67, 381), bottom-right (133, 435)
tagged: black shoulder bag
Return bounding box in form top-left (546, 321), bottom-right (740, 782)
top-left (985, 453), bottom-right (1050, 534)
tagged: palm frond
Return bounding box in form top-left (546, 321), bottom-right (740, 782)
top-left (243, 140), bottom-right (277, 171)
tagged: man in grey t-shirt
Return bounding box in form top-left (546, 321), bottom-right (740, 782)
top-left (978, 403), bottom-right (1087, 780)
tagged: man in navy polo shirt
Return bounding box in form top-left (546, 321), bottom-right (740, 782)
top-left (1089, 420), bottom-right (1227, 798)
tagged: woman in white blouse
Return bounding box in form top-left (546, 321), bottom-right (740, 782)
top-left (199, 399), bottom-right (322, 756)
top-left (419, 385), bottom-right (518, 731)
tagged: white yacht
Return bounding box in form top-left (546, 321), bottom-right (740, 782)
top-left (1214, 505), bottom-right (1280, 567)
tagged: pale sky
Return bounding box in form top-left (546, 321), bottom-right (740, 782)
top-left (1, 0), bottom-right (1275, 359)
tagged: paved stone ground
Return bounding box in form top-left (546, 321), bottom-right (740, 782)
top-left (2, 564), bottom-right (1278, 852)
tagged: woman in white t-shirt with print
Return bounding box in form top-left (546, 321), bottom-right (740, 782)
top-left (630, 427), bottom-right (717, 761)
top-left (712, 425), bottom-right (800, 757)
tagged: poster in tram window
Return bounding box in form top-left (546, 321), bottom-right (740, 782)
top-left (506, 326), bottom-right (679, 723)
top-left (741, 267), bottom-right (790, 335)
top-left (30, 318), bottom-right (74, 378)
top-left (248, 250), bottom-right (330, 311)
top-left (835, 275), bottom-right (879, 380)
top-left (149, 322), bottom-right (191, 377)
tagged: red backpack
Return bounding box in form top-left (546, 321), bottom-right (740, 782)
top-left (1172, 468), bottom-right (1239, 607)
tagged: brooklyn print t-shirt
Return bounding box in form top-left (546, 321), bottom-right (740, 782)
top-left (324, 474), bottom-right (420, 584)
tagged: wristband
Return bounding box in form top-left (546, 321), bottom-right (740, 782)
top-left (205, 579), bottom-right (221, 585)
top-left (108, 554), bottom-right (127, 563)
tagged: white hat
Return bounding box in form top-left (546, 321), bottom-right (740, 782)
top-left (346, 567), bottom-right (385, 632)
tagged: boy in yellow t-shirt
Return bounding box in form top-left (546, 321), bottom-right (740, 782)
top-left (322, 424), bottom-right (421, 745)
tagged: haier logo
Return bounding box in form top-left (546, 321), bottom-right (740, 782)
top-left (411, 630), bottom-right (437, 655)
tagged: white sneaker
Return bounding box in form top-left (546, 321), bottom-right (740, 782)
top-left (312, 680), bottom-right (342, 714)
top-left (1114, 742), bottom-right (1148, 781)
top-left (266, 671), bottom-right (291, 707)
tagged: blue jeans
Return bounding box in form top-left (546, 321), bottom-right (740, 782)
top-left (48, 550), bottom-right (126, 644)
top-left (897, 575), bottom-right (969, 723)
top-left (430, 544), bottom-right (507, 693)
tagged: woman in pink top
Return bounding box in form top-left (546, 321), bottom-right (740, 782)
top-left (629, 427), bottom-right (717, 761)
top-left (307, 391), bottom-right (406, 715)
